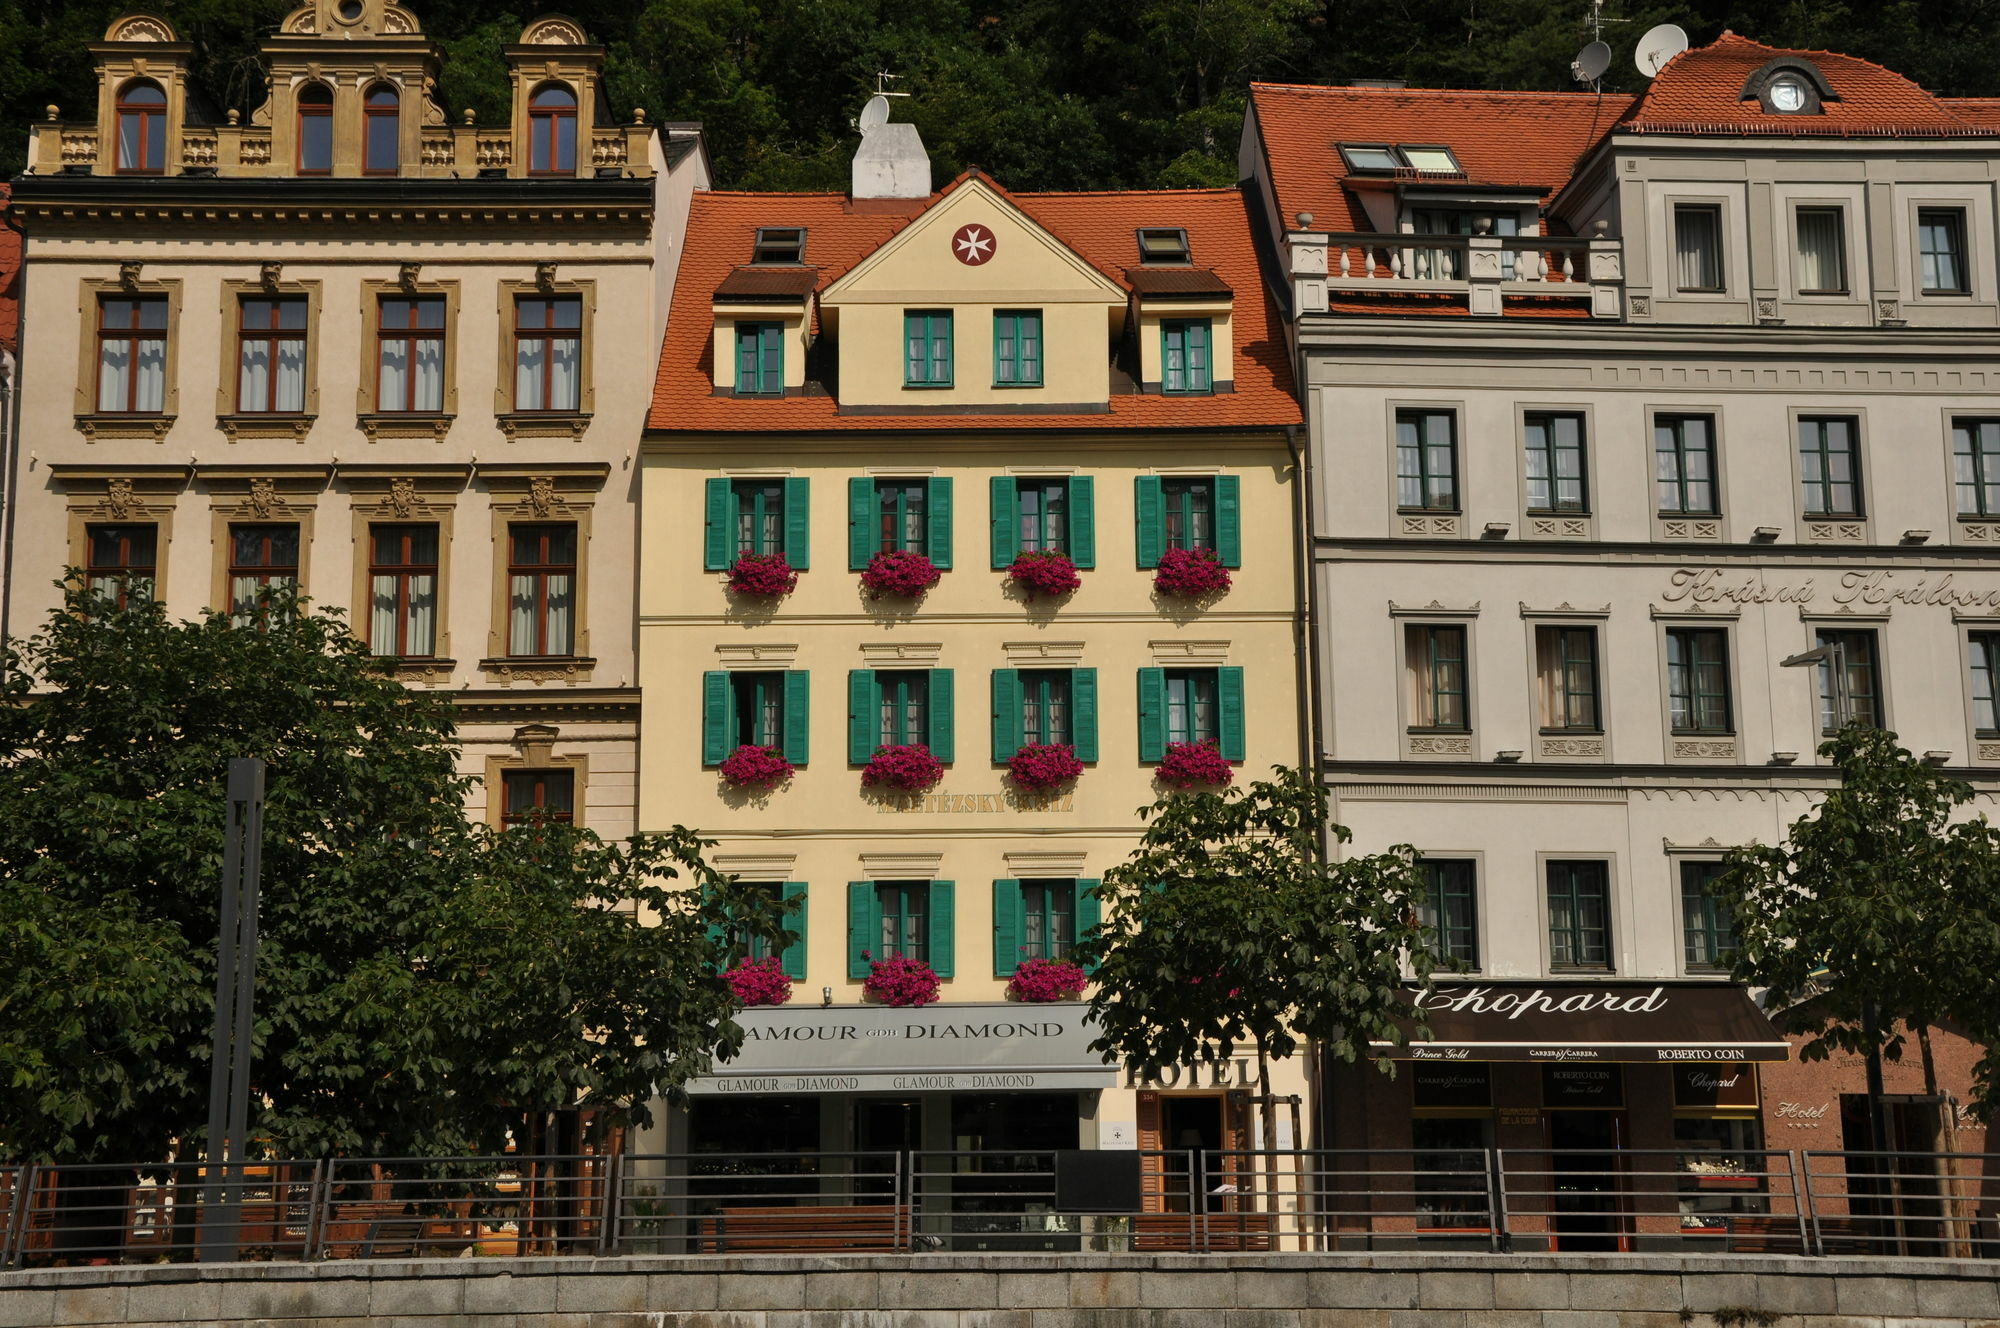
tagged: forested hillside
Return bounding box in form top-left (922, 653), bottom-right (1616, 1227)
top-left (5, 0), bottom-right (1997, 186)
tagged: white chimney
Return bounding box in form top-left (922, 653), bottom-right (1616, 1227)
top-left (852, 93), bottom-right (930, 200)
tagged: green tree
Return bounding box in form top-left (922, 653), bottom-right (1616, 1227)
top-left (1079, 766), bottom-right (1440, 1175)
top-left (0, 582), bottom-right (785, 1163)
top-left (1711, 725), bottom-right (2000, 1125)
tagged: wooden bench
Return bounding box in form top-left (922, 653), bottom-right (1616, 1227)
top-left (696, 1204), bottom-right (908, 1254)
top-left (359, 1212), bottom-right (480, 1258)
top-left (1132, 1211), bottom-right (1273, 1252)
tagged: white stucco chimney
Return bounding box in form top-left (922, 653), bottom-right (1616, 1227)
top-left (852, 93), bottom-right (930, 200)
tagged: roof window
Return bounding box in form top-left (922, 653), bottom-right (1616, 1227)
top-left (752, 227), bottom-right (807, 264)
top-left (1136, 227), bottom-right (1191, 264)
top-left (1338, 143), bottom-right (1464, 175)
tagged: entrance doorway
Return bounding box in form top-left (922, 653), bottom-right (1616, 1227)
top-left (1548, 1111), bottom-right (1624, 1251)
top-left (853, 1098), bottom-right (919, 1199)
top-left (1161, 1095), bottom-right (1224, 1213)
top-left (1839, 1093), bottom-right (1947, 1256)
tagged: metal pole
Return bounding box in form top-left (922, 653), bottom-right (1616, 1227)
top-left (199, 757), bottom-right (265, 1263)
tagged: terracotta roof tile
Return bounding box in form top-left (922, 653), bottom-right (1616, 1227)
top-left (713, 265), bottom-right (819, 302)
top-left (647, 175), bottom-right (1299, 433)
top-left (1124, 267), bottom-right (1232, 298)
top-left (0, 186), bottom-right (18, 355)
top-left (1249, 82), bottom-right (1633, 232)
top-left (1622, 32), bottom-right (1993, 136)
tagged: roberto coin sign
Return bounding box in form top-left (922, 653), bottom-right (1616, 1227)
top-left (688, 1002), bottom-right (1119, 1095)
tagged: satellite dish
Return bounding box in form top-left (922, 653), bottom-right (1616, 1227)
top-left (1572, 40), bottom-right (1613, 84)
top-left (1634, 23), bottom-right (1690, 79)
top-left (858, 94), bottom-right (891, 131)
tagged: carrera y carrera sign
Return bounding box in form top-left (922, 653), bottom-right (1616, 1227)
top-left (1373, 981), bottom-right (1790, 1064)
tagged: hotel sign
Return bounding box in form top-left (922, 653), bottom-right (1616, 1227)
top-left (1661, 567), bottom-right (2000, 610)
top-left (689, 1001), bottom-right (1118, 1095)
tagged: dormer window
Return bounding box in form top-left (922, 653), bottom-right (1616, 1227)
top-left (296, 84), bottom-right (333, 174)
top-left (1136, 227), bottom-right (1190, 265)
top-left (752, 228), bottom-right (806, 264)
top-left (528, 84), bottom-right (577, 174)
top-left (1339, 143), bottom-right (1463, 174)
top-left (115, 81), bottom-right (167, 175)
top-left (1743, 58), bottom-right (1834, 115)
top-left (1340, 144), bottom-right (1400, 173)
top-left (1768, 76), bottom-right (1808, 112)
top-left (362, 84), bottom-right (400, 174)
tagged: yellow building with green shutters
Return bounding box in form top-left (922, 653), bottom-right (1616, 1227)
top-left (635, 134), bottom-right (1306, 1181)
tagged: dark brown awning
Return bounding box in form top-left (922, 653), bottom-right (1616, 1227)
top-left (713, 265), bottom-right (818, 303)
top-left (1124, 266), bottom-right (1233, 299)
top-left (1373, 981), bottom-right (1790, 1064)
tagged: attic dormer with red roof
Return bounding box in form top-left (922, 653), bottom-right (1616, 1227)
top-left (1244, 33), bottom-right (2000, 331)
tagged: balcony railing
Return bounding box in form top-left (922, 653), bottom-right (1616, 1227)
top-left (3, 1146), bottom-right (1993, 1264)
top-left (1287, 229), bottom-right (1625, 319)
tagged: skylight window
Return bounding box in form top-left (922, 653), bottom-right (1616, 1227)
top-left (1339, 144), bottom-right (1400, 173)
top-left (1399, 145), bottom-right (1461, 173)
top-left (752, 227), bottom-right (806, 264)
top-left (1338, 144), bottom-right (1465, 175)
top-left (1136, 227), bottom-right (1191, 264)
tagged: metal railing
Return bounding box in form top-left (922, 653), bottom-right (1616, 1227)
top-left (1, 1148), bottom-right (1992, 1265)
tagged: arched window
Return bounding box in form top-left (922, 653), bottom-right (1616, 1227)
top-left (528, 83), bottom-right (577, 175)
top-left (362, 83), bottom-right (400, 174)
top-left (115, 80), bottom-right (167, 175)
top-left (296, 83), bottom-right (333, 174)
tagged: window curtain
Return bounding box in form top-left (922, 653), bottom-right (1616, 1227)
top-left (1796, 210), bottom-right (1844, 291)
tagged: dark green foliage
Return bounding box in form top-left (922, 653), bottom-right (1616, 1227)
top-left (0, 582), bottom-right (786, 1163)
top-left (1709, 725), bottom-right (2000, 1122)
top-left (11, 1), bottom-right (2000, 184)
top-left (1078, 766), bottom-right (1439, 1083)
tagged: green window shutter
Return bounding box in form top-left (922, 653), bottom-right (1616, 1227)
top-left (702, 670), bottom-right (731, 765)
top-left (848, 881), bottom-right (880, 979)
top-left (928, 880), bottom-right (956, 978)
top-left (782, 670), bottom-right (811, 765)
top-left (1068, 475), bottom-right (1096, 568)
top-left (1137, 667), bottom-right (1167, 762)
top-left (1135, 476), bottom-right (1165, 569)
top-left (703, 478), bottom-right (733, 571)
top-left (992, 879), bottom-right (1023, 975)
top-left (1074, 879), bottom-right (1104, 973)
top-left (1218, 666), bottom-right (1246, 762)
top-left (782, 476), bottom-right (811, 569)
top-left (780, 882), bottom-right (809, 982)
top-left (990, 476), bottom-right (1018, 568)
top-left (991, 668), bottom-right (1022, 761)
top-left (927, 477), bottom-right (953, 568)
top-left (848, 669), bottom-right (878, 764)
top-left (1071, 667), bottom-right (1099, 762)
top-left (927, 668), bottom-right (955, 763)
top-left (1215, 475), bottom-right (1242, 568)
top-left (703, 885), bottom-right (730, 970)
top-left (848, 477), bottom-right (876, 570)
top-left (760, 324), bottom-right (784, 390)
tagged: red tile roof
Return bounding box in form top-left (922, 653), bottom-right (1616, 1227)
top-left (646, 173), bottom-right (1300, 433)
top-left (1622, 32), bottom-right (1994, 137)
top-left (1248, 82), bottom-right (1634, 233)
top-left (0, 186), bottom-right (18, 355)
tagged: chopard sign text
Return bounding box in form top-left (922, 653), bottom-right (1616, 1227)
top-left (1661, 568), bottom-right (2000, 610)
top-left (1415, 985), bottom-right (1669, 1018)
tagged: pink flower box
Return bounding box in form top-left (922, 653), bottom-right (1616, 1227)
top-left (860, 550), bottom-right (943, 599)
top-left (718, 744), bottom-right (794, 791)
top-left (861, 743), bottom-right (944, 794)
top-left (1007, 743), bottom-right (1084, 791)
top-left (1006, 958), bottom-right (1088, 1003)
top-left (1154, 545), bottom-right (1232, 597)
top-left (1156, 740), bottom-right (1235, 789)
top-left (728, 552), bottom-right (799, 598)
top-left (861, 951), bottom-right (941, 1007)
top-left (1006, 550), bottom-right (1082, 598)
top-left (725, 955), bottom-right (793, 1006)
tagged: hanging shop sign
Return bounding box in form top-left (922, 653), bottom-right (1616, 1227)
top-left (1413, 1062), bottom-right (1492, 1108)
top-left (1543, 1064), bottom-right (1623, 1107)
top-left (1672, 1063), bottom-right (1759, 1109)
top-left (688, 1001), bottom-right (1117, 1095)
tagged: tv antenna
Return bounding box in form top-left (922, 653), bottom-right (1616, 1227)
top-left (1634, 23), bottom-right (1690, 78)
top-left (872, 71), bottom-right (911, 98)
top-left (856, 72), bottom-right (911, 133)
top-left (1582, 0), bottom-right (1627, 43)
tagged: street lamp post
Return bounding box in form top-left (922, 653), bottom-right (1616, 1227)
top-left (1777, 643), bottom-right (1889, 1160)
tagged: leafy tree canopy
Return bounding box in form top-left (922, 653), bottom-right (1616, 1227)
top-left (0, 582), bottom-right (785, 1164)
top-left (1079, 766), bottom-right (1439, 1095)
top-left (1712, 725), bottom-right (2000, 1121)
top-left (9, 0), bottom-right (2000, 184)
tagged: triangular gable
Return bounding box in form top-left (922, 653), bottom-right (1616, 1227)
top-left (823, 174), bottom-right (1126, 306)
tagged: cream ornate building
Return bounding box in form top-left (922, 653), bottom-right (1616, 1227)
top-left (1246, 34), bottom-right (1996, 1242)
top-left (635, 102), bottom-right (1307, 1199)
top-left (6, 4), bottom-right (708, 835)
